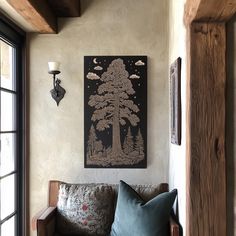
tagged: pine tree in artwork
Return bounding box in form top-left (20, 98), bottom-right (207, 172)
top-left (94, 140), bottom-right (103, 153)
top-left (102, 147), bottom-right (107, 158)
top-left (135, 128), bottom-right (144, 155)
top-left (87, 124), bottom-right (98, 157)
top-left (88, 58), bottom-right (140, 157)
top-left (123, 127), bottom-right (134, 154)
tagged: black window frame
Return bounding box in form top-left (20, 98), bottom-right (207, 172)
top-left (0, 14), bottom-right (27, 236)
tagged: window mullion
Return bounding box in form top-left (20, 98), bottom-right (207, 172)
top-left (0, 131), bottom-right (17, 134)
top-left (0, 171), bottom-right (17, 180)
top-left (0, 88), bottom-right (17, 94)
top-left (0, 211), bottom-right (17, 225)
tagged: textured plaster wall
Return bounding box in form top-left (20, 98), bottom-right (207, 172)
top-left (169, 0), bottom-right (187, 235)
top-left (29, 0), bottom-right (169, 235)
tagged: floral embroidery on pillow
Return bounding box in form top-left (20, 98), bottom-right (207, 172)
top-left (56, 184), bottom-right (115, 236)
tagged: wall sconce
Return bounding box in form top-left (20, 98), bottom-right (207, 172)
top-left (48, 61), bottom-right (66, 106)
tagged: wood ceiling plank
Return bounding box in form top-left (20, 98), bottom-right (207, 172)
top-left (6, 0), bottom-right (57, 33)
top-left (48, 0), bottom-right (80, 17)
top-left (185, 0), bottom-right (236, 24)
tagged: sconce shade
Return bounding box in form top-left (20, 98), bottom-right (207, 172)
top-left (48, 61), bottom-right (60, 72)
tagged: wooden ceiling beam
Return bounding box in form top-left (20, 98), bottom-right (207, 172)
top-left (184, 0), bottom-right (236, 25)
top-left (48, 0), bottom-right (80, 17)
top-left (6, 0), bottom-right (57, 33)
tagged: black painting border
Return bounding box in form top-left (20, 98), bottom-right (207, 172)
top-left (84, 55), bottom-right (147, 168)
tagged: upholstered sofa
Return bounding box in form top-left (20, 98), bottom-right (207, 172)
top-left (32, 180), bottom-right (179, 236)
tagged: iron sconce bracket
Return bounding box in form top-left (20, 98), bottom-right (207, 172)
top-left (49, 70), bottom-right (66, 106)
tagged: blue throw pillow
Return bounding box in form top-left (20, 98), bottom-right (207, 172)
top-left (110, 180), bottom-right (177, 236)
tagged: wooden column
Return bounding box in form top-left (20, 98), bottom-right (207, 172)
top-left (186, 22), bottom-right (226, 236)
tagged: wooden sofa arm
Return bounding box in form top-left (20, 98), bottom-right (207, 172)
top-left (170, 215), bottom-right (180, 236)
top-left (32, 207), bottom-right (57, 236)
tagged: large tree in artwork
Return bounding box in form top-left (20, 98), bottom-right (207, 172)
top-left (88, 59), bottom-right (140, 157)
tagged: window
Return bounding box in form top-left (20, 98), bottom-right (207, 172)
top-left (0, 18), bottom-right (25, 236)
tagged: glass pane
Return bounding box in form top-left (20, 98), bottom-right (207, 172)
top-left (0, 133), bottom-right (16, 176)
top-left (1, 215), bottom-right (15, 236)
top-left (1, 174), bottom-right (15, 220)
top-left (1, 91), bottom-right (16, 131)
top-left (0, 40), bottom-right (15, 91)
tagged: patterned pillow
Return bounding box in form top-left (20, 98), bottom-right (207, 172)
top-left (56, 183), bottom-right (115, 236)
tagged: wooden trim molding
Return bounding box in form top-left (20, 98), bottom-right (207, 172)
top-left (6, 0), bottom-right (57, 33)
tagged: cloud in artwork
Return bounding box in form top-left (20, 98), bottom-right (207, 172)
top-left (129, 74), bottom-right (140, 79)
top-left (135, 60), bottom-right (145, 66)
top-left (94, 66), bottom-right (103, 70)
top-left (86, 72), bottom-right (100, 80)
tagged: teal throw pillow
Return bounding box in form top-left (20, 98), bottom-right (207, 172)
top-left (110, 180), bottom-right (177, 236)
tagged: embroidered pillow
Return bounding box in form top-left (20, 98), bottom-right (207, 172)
top-left (110, 180), bottom-right (177, 236)
top-left (56, 183), bottom-right (115, 236)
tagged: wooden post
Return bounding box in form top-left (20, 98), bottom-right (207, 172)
top-left (184, 1), bottom-right (236, 235)
top-left (186, 22), bottom-right (226, 236)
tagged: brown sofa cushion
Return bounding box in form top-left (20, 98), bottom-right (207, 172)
top-left (111, 184), bottom-right (166, 202)
top-left (56, 183), bottom-right (115, 236)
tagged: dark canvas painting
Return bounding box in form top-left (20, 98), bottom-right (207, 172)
top-left (84, 56), bottom-right (147, 168)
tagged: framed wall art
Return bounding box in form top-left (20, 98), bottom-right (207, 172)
top-left (84, 56), bottom-right (147, 168)
top-left (170, 57), bottom-right (181, 145)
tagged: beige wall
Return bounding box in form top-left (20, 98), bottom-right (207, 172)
top-left (169, 0), bottom-right (186, 235)
top-left (29, 0), bottom-right (169, 235)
